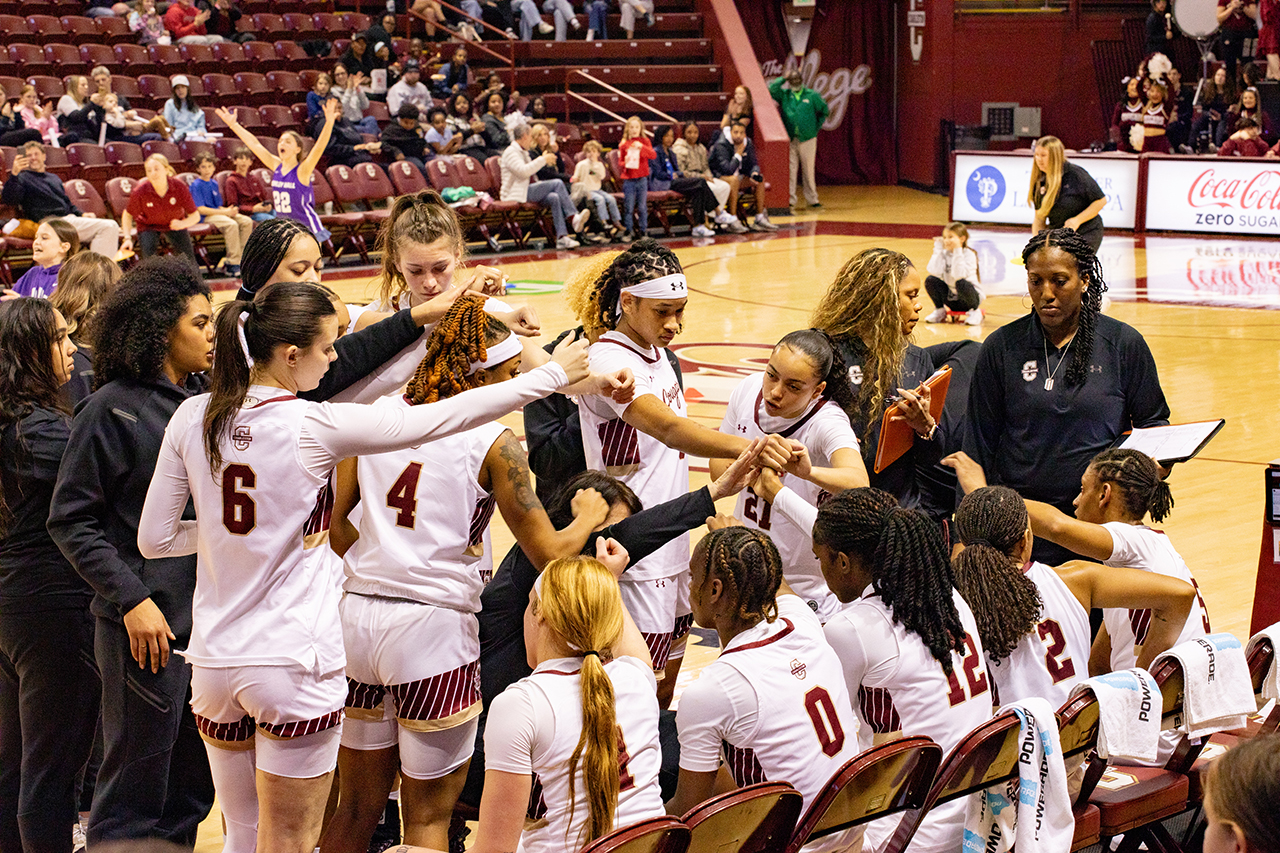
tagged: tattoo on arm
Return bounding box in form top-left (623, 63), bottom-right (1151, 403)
top-left (497, 431), bottom-right (543, 515)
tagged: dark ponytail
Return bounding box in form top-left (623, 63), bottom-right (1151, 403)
top-left (775, 328), bottom-right (859, 420)
top-left (203, 281), bottom-right (336, 471)
top-left (1089, 448), bottom-right (1174, 522)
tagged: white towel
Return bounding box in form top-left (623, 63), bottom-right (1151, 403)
top-left (962, 698), bottom-right (1073, 853)
top-left (1154, 633), bottom-right (1256, 737)
top-left (1071, 669), bottom-right (1161, 764)
top-left (1246, 622), bottom-right (1280, 702)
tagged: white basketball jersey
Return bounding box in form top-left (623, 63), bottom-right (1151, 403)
top-left (1102, 523), bottom-right (1211, 671)
top-left (343, 395), bottom-right (506, 612)
top-left (490, 655), bottom-right (665, 853)
top-left (986, 561), bottom-right (1092, 709)
top-left (579, 331), bottom-right (688, 581)
top-left (718, 373), bottom-right (859, 622)
top-left (163, 391), bottom-right (343, 672)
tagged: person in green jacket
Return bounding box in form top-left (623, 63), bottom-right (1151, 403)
top-left (769, 69), bottom-right (829, 211)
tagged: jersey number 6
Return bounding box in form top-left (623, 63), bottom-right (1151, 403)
top-left (222, 463), bottom-right (257, 535)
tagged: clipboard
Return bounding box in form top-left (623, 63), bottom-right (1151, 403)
top-left (873, 365), bottom-right (951, 474)
top-left (1111, 419), bottom-right (1225, 466)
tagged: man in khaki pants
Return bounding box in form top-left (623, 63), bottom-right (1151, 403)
top-left (188, 151), bottom-right (253, 276)
top-left (768, 70), bottom-right (829, 211)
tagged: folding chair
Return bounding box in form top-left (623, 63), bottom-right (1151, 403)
top-left (579, 816), bottom-right (690, 853)
top-left (311, 169), bottom-right (370, 264)
top-left (683, 782), bottom-right (802, 853)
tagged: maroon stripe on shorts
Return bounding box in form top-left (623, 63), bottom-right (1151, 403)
top-left (389, 660), bottom-right (481, 721)
top-left (672, 613), bottom-right (694, 643)
top-left (195, 713), bottom-right (256, 742)
top-left (258, 709), bottom-right (342, 739)
top-left (345, 677), bottom-right (388, 711)
top-left (641, 630), bottom-right (672, 670)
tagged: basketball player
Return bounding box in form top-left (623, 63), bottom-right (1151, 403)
top-left (136, 282), bottom-right (591, 853)
top-left (321, 295), bottom-right (627, 852)
top-left (666, 526), bottom-right (863, 852)
top-left (477, 553), bottom-right (665, 853)
top-left (711, 329), bottom-right (868, 622)
top-left (565, 239), bottom-right (795, 706)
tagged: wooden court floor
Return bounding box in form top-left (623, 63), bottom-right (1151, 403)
top-left (194, 185), bottom-right (1279, 849)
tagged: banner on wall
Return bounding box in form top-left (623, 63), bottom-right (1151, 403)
top-left (736, 0), bottom-right (896, 184)
top-left (950, 152), bottom-right (1140, 229)
top-left (1145, 158), bottom-right (1280, 235)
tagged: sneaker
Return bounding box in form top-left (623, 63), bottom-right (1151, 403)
top-left (537, 20), bottom-right (554, 34)
top-left (556, 235), bottom-right (580, 249)
top-left (964, 308), bottom-right (983, 326)
top-left (619, 230), bottom-right (633, 243)
top-left (569, 16), bottom-right (580, 29)
top-left (72, 822), bottom-right (86, 853)
top-left (225, 264), bottom-right (241, 277)
top-left (585, 232), bottom-right (609, 244)
top-left (754, 213), bottom-right (778, 231)
top-left (691, 224), bottom-right (715, 237)
top-left (571, 208), bottom-right (591, 233)
top-left (925, 307), bottom-right (947, 323)
top-left (644, 11), bottom-right (655, 26)
top-left (809, 201), bottom-right (822, 208)
top-left (486, 234), bottom-right (501, 253)
top-left (714, 209), bottom-right (737, 226)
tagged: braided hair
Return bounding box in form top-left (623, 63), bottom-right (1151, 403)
top-left (563, 238), bottom-right (683, 341)
top-left (952, 486), bottom-right (1043, 664)
top-left (813, 488), bottom-right (965, 672)
top-left (1088, 448), bottom-right (1174, 522)
top-left (1021, 228), bottom-right (1107, 387)
top-left (698, 527), bottom-right (784, 626)
top-left (404, 292), bottom-right (511, 405)
top-left (774, 328), bottom-right (859, 421)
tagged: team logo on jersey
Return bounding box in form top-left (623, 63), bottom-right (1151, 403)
top-left (232, 426), bottom-right (252, 451)
top-left (789, 658), bottom-right (807, 680)
top-left (848, 364), bottom-right (863, 385)
top-left (1021, 360), bottom-right (1039, 382)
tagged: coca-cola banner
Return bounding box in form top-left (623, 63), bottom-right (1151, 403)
top-left (950, 152), bottom-right (1139, 230)
top-left (1146, 157), bottom-right (1280, 235)
top-left (735, 0), bottom-right (896, 185)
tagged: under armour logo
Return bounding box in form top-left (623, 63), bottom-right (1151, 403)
top-left (735, 424), bottom-right (748, 434)
top-left (1090, 365), bottom-right (1103, 373)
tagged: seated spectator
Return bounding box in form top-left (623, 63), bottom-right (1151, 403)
top-left (163, 76), bottom-right (208, 143)
top-left (409, 1), bottom-right (448, 39)
top-left (529, 123), bottom-right (572, 187)
top-left (1, 142), bottom-right (121, 255)
top-left (120, 154), bottom-right (201, 261)
top-left (434, 46), bottom-right (473, 99)
top-left (128, 0), bottom-right (170, 45)
top-left (86, 0), bottom-right (131, 18)
top-left (17, 87), bottom-right (68, 148)
top-left (500, 122), bottom-right (588, 249)
top-left (56, 77), bottom-right (106, 144)
top-left (164, 0), bottom-right (223, 44)
top-left (709, 121), bottom-right (777, 231)
top-left (0, 84), bottom-right (44, 148)
top-left (387, 60), bottom-right (432, 121)
top-left (617, 115), bottom-right (655, 240)
top-left (189, 151), bottom-right (253, 276)
top-left (365, 13), bottom-right (400, 61)
top-left (307, 74), bottom-right (333, 122)
top-left (371, 41), bottom-right (395, 91)
top-left (425, 106), bottom-right (463, 156)
top-left (224, 146), bottom-right (274, 222)
top-left (1224, 86), bottom-right (1274, 145)
top-left (340, 32), bottom-right (376, 79)
top-left (1191, 66), bottom-right (1234, 152)
top-left (650, 124), bottom-right (724, 236)
top-left (311, 109), bottom-right (381, 169)
top-left (1166, 65), bottom-right (1194, 152)
top-left (1219, 116), bottom-right (1271, 155)
top-left (570, 140), bottom-right (623, 240)
top-left (198, 0), bottom-right (244, 43)
top-left (383, 104), bottom-right (433, 175)
top-left (477, 72), bottom-right (520, 113)
top-left (102, 92), bottom-right (165, 144)
top-left (620, 0), bottom-right (654, 38)
top-left (447, 93), bottom-right (496, 161)
top-left (481, 92), bottom-right (514, 152)
top-left (3, 218), bottom-right (80, 300)
top-left (90, 67), bottom-right (127, 110)
top-left (672, 121), bottom-right (734, 222)
top-left (584, 0), bottom-right (608, 40)
top-left (511, 0), bottom-right (553, 40)
top-left (331, 64), bottom-right (380, 136)
top-left (543, 0), bottom-right (579, 40)
top-left (525, 95), bottom-right (551, 121)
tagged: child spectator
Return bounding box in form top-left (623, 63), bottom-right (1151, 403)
top-left (163, 0), bottom-right (223, 44)
top-left (382, 104), bottom-right (433, 175)
top-left (447, 93), bottom-right (495, 161)
top-left (224, 147), bottom-right (274, 222)
top-left (424, 107), bottom-right (462, 156)
top-left (434, 46), bottom-right (472, 99)
top-left (189, 151), bottom-right (253, 276)
top-left (306, 73), bottom-right (335, 122)
top-left (1219, 116), bottom-right (1271, 155)
top-left (331, 64), bottom-right (380, 135)
top-left (617, 115), bottom-right (655, 241)
top-left (120, 154), bottom-right (201, 261)
top-left (5, 219), bottom-right (79, 299)
top-left (16, 86), bottom-right (64, 148)
top-left (162, 76), bottom-right (207, 143)
top-left (570, 140), bottom-right (624, 240)
top-left (101, 93), bottom-right (165, 144)
top-left (924, 222), bottom-right (983, 326)
top-left (0, 84), bottom-right (42, 148)
top-left (128, 0), bottom-right (170, 44)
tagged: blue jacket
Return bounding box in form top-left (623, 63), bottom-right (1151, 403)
top-left (189, 177), bottom-right (223, 221)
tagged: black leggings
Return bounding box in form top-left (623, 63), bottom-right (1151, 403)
top-left (669, 176), bottom-right (717, 223)
top-left (924, 275), bottom-right (980, 312)
top-left (138, 229), bottom-right (197, 264)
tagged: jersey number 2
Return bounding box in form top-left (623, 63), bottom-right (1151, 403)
top-left (743, 490), bottom-right (772, 530)
top-left (804, 686), bottom-right (846, 757)
top-left (945, 634), bottom-right (990, 707)
top-left (1037, 619), bottom-right (1077, 683)
top-left (386, 462), bottom-right (423, 529)
top-left (222, 463), bottom-right (257, 535)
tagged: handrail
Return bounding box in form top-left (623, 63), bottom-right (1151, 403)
top-left (430, 0), bottom-right (519, 44)
top-left (409, 4), bottom-right (516, 86)
top-left (564, 90), bottom-right (656, 137)
top-left (567, 68), bottom-right (680, 125)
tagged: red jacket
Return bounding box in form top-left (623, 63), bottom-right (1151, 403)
top-left (1218, 136), bottom-right (1270, 157)
top-left (126, 178), bottom-right (197, 230)
top-left (164, 2), bottom-right (208, 38)
top-left (224, 171), bottom-right (271, 215)
top-left (618, 136), bottom-right (656, 180)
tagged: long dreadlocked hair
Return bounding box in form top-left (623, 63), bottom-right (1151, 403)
top-left (1021, 228), bottom-right (1108, 388)
top-left (952, 486), bottom-right (1043, 664)
top-left (813, 488), bottom-right (965, 672)
top-left (404, 292), bottom-right (510, 405)
top-left (562, 238), bottom-right (683, 341)
top-left (376, 189), bottom-right (467, 309)
top-left (775, 329), bottom-right (860, 421)
top-left (1088, 448), bottom-right (1174, 522)
top-left (698, 527), bottom-right (783, 626)
top-left (810, 249), bottom-right (913, 439)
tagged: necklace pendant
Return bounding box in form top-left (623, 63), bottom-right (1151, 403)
top-left (1044, 377), bottom-right (1054, 391)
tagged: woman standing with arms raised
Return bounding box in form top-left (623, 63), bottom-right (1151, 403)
top-left (1029, 136), bottom-right (1107, 252)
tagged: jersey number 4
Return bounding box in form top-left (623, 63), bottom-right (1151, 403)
top-left (804, 686), bottom-right (846, 757)
top-left (386, 462), bottom-right (423, 529)
top-left (945, 634), bottom-right (990, 707)
top-left (222, 463), bottom-right (257, 535)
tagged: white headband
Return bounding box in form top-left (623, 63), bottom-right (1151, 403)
top-left (467, 333), bottom-right (523, 375)
top-left (237, 310), bottom-right (254, 369)
top-left (616, 273), bottom-right (688, 314)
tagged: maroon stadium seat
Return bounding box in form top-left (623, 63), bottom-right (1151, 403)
top-left (104, 141), bottom-right (145, 178)
top-left (59, 15), bottom-right (98, 45)
top-left (683, 782), bottom-right (802, 853)
top-left (386, 159), bottom-right (429, 196)
top-left (212, 42), bottom-right (250, 74)
top-left (233, 73), bottom-right (273, 108)
top-left (579, 816), bottom-right (690, 853)
top-left (63, 178), bottom-right (109, 217)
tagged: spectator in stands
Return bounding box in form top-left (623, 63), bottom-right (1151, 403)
top-left (383, 104), bottom-right (434, 176)
top-left (709, 121), bottom-right (777, 232)
top-left (409, 1), bottom-right (449, 39)
top-left (447, 93), bottom-right (495, 160)
top-left (584, 0), bottom-right (608, 40)
top-left (1191, 66), bottom-right (1234, 151)
top-left (307, 73), bottom-right (334, 123)
top-left (478, 72), bottom-right (520, 112)
top-left (371, 41), bottom-right (395, 90)
top-left (512, 0), bottom-right (554, 40)
top-left (1146, 0), bottom-right (1174, 56)
top-left (163, 76), bottom-right (207, 143)
top-left (16, 86), bottom-right (67, 148)
top-left (500, 122), bottom-right (589, 249)
top-left (425, 107), bottom-right (463, 156)
top-left (198, 0), bottom-right (244, 43)
top-left (225, 147), bottom-right (274, 222)
top-left (56, 77), bottom-right (106, 145)
top-left (617, 116), bottom-right (655, 241)
top-left (365, 13), bottom-right (399, 59)
top-left (1218, 116), bottom-right (1271, 155)
top-left (86, 0), bottom-right (131, 18)
top-left (0, 85), bottom-right (44, 148)
top-left (1224, 86), bottom-right (1274, 144)
top-left (720, 84), bottom-right (753, 140)
top-left (530, 123), bottom-right (573, 188)
top-left (476, 0), bottom-right (516, 36)
top-left (544, 0), bottom-right (580, 40)
top-left (7, 219), bottom-right (80, 300)
top-left (1217, 0), bottom-right (1259, 81)
top-left (649, 125), bottom-right (726, 236)
top-left (570, 140), bottom-right (624, 240)
top-left (120, 154), bottom-right (201, 262)
top-left (341, 32), bottom-right (376, 78)
top-left (387, 60), bottom-right (433, 120)
top-left (620, 0), bottom-right (654, 38)
top-left (128, 0), bottom-right (170, 45)
top-left (526, 95), bottom-right (551, 121)
top-left (769, 69), bottom-right (828, 211)
top-left (164, 0), bottom-right (223, 44)
top-left (672, 122), bottom-right (734, 222)
top-left (189, 151), bottom-right (253, 276)
top-left (2, 142), bottom-right (121, 256)
top-left (49, 251), bottom-right (122, 407)
top-left (1261, 0), bottom-right (1280, 80)
top-left (481, 92), bottom-right (516, 153)
top-left (311, 111), bottom-right (380, 169)
top-left (1166, 66), bottom-right (1194, 152)
top-left (91, 67), bottom-right (128, 112)
top-left (330, 65), bottom-right (380, 136)
top-left (102, 93), bottom-right (164, 145)
top-left (434, 46), bottom-right (473, 99)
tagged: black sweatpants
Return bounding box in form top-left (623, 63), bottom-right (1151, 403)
top-left (0, 607), bottom-right (99, 853)
top-left (669, 176), bottom-right (717, 224)
top-left (137, 230), bottom-right (197, 264)
top-left (924, 274), bottom-right (981, 312)
top-left (88, 617), bottom-right (213, 846)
